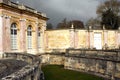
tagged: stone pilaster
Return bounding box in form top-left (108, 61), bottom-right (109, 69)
top-left (19, 18), bottom-right (26, 52)
top-left (104, 30), bottom-right (108, 46)
top-left (89, 30), bottom-right (93, 49)
top-left (41, 24), bottom-right (46, 53)
top-left (74, 30), bottom-right (78, 49)
top-left (117, 30), bottom-right (120, 48)
top-left (0, 15), bottom-right (4, 58)
top-left (69, 29), bottom-right (75, 48)
top-left (34, 21), bottom-right (38, 54)
top-left (4, 15), bottom-right (11, 52)
top-left (115, 31), bottom-right (118, 49)
top-left (86, 30), bottom-right (89, 49)
top-left (45, 32), bottom-right (48, 49)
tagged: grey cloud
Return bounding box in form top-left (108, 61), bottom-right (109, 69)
top-left (11, 0), bottom-right (101, 27)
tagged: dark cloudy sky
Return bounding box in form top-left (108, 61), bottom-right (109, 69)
top-left (11, 0), bottom-right (104, 27)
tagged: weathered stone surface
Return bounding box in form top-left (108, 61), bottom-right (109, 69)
top-left (41, 54), bottom-right (65, 65)
top-left (1, 53), bottom-right (41, 80)
top-left (0, 59), bottom-right (28, 79)
top-left (64, 50), bottom-right (120, 79)
top-left (42, 50), bottom-right (120, 80)
top-left (45, 30), bottom-right (120, 51)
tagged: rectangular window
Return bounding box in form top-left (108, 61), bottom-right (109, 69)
top-left (27, 36), bottom-right (32, 49)
top-left (11, 35), bottom-right (17, 49)
top-left (38, 36), bottom-right (40, 48)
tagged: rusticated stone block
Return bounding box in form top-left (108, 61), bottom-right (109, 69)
top-left (115, 72), bottom-right (120, 78)
top-left (116, 63), bottom-right (120, 72)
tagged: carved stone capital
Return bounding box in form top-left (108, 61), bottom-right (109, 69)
top-left (4, 15), bottom-right (11, 19)
top-left (20, 18), bottom-right (26, 21)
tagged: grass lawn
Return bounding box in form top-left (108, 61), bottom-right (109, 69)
top-left (42, 65), bottom-right (104, 80)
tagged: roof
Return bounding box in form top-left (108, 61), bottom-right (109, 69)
top-left (0, 0), bottom-right (49, 20)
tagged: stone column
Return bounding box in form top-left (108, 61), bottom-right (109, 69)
top-left (35, 22), bottom-right (38, 54)
top-left (41, 24), bottom-right (46, 53)
top-left (19, 18), bottom-right (26, 52)
top-left (0, 15), bottom-right (4, 58)
top-left (4, 15), bottom-right (11, 52)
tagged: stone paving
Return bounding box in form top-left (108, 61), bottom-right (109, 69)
top-left (0, 59), bottom-right (28, 79)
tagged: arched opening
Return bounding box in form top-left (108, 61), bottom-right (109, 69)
top-left (27, 25), bottom-right (32, 49)
top-left (11, 23), bottom-right (17, 49)
top-left (38, 27), bottom-right (41, 48)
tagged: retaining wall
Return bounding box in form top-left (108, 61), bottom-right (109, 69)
top-left (41, 53), bottom-right (65, 65)
top-left (41, 49), bottom-right (120, 80)
top-left (64, 49), bottom-right (120, 80)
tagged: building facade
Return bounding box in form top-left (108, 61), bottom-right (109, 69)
top-left (0, 0), bottom-right (48, 56)
top-left (0, 0), bottom-right (120, 56)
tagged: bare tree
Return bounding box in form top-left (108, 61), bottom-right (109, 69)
top-left (57, 18), bottom-right (84, 29)
top-left (57, 18), bottom-right (68, 29)
top-left (97, 0), bottom-right (120, 16)
top-left (86, 17), bottom-right (101, 29)
top-left (96, 0), bottom-right (120, 29)
top-left (47, 23), bottom-right (53, 30)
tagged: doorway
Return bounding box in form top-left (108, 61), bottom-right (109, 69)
top-left (94, 33), bottom-right (102, 49)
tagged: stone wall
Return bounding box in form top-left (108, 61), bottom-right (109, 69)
top-left (45, 30), bottom-right (70, 50)
top-left (41, 49), bottom-right (120, 80)
top-left (1, 53), bottom-right (43, 80)
top-left (45, 29), bottom-right (120, 51)
top-left (41, 53), bottom-right (65, 65)
top-left (64, 49), bottom-right (120, 80)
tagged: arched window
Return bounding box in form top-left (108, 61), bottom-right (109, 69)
top-left (11, 23), bottom-right (17, 49)
top-left (27, 25), bottom-right (32, 49)
top-left (38, 27), bottom-right (41, 48)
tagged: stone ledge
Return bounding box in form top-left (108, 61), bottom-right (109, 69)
top-left (0, 59), bottom-right (28, 79)
top-left (2, 62), bottom-right (39, 80)
top-left (1, 52), bottom-right (42, 80)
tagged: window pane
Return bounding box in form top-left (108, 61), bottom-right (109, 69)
top-left (38, 32), bottom-right (40, 36)
top-left (11, 23), bottom-right (17, 49)
top-left (11, 29), bottom-right (14, 35)
top-left (27, 31), bottom-right (29, 36)
top-left (30, 32), bottom-right (32, 36)
top-left (14, 30), bottom-right (17, 35)
top-left (27, 25), bottom-right (32, 49)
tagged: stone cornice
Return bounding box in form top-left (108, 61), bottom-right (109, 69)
top-left (0, 2), bottom-right (49, 21)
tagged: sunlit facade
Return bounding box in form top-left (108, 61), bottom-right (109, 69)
top-left (0, 0), bottom-right (48, 55)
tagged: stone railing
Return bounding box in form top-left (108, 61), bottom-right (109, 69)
top-left (65, 49), bottom-right (120, 80)
top-left (1, 52), bottom-right (44, 80)
top-left (2, 52), bottom-right (39, 64)
top-left (66, 49), bottom-right (119, 61)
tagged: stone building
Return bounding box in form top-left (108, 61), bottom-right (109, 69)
top-left (0, 0), bottom-right (48, 56)
top-left (0, 0), bottom-right (120, 55)
top-left (0, 0), bottom-right (120, 80)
